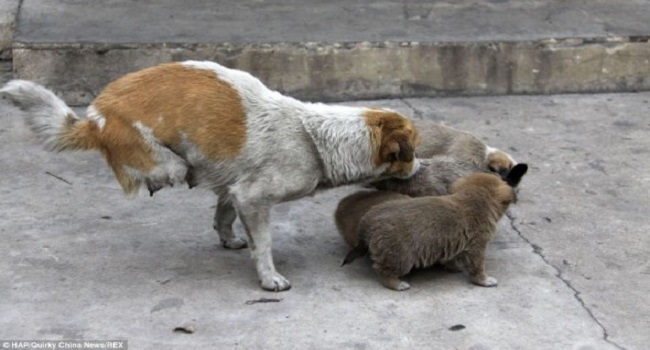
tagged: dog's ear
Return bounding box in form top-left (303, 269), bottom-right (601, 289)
top-left (505, 163), bottom-right (528, 187)
top-left (381, 131), bottom-right (414, 163)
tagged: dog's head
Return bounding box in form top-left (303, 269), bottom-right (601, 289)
top-left (486, 146), bottom-right (517, 178)
top-left (363, 109), bottom-right (420, 179)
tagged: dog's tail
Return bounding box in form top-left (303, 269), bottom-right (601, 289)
top-left (1, 80), bottom-right (101, 152)
top-left (341, 245), bottom-right (368, 266)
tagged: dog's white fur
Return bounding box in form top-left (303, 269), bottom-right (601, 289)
top-left (1, 61), bottom-right (420, 291)
top-left (2, 79), bottom-right (78, 151)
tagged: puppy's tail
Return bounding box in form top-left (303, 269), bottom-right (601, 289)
top-left (1, 80), bottom-right (101, 151)
top-left (341, 245), bottom-right (368, 266)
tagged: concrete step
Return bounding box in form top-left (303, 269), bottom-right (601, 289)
top-left (8, 0), bottom-right (650, 104)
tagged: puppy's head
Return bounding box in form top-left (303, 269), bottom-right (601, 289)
top-left (451, 163), bottom-right (528, 206)
top-left (363, 109), bottom-right (420, 179)
top-left (486, 146), bottom-right (517, 178)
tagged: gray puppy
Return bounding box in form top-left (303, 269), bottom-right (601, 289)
top-left (337, 164), bottom-right (528, 291)
top-left (370, 156), bottom-right (487, 197)
top-left (413, 120), bottom-right (516, 176)
top-left (370, 120), bottom-right (519, 197)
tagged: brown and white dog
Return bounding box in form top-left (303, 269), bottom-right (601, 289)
top-left (1, 61), bottom-right (420, 291)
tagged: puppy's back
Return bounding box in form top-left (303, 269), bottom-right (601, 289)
top-left (371, 156), bottom-right (486, 197)
top-left (359, 195), bottom-right (466, 276)
top-left (335, 190), bottom-right (409, 248)
top-left (414, 120), bottom-right (486, 165)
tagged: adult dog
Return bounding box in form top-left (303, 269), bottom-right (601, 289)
top-left (1, 61), bottom-right (420, 291)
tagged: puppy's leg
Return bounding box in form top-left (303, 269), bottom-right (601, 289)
top-left (377, 273), bottom-right (410, 291)
top-left (230, 192), bottom-right (290, 292)
top-left (213, 192), bottom-right (247, 250)
top-left (464, 245), bottom-right (497, 287)
top-left (442, 256), bottom-right (465, 273)
top-left (373, 264), bottom-right (410, 291)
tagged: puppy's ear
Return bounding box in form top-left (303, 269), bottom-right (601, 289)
top-left (505, 163), bottom-right (528, 187)
top-left (381, 131), bottom-right (414, 163)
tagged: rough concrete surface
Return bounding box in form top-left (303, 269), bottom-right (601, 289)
top-left (14, 38), bottom-right (650, 106)
top-left (1, 78), bottom-right (648, 348)
top-left (14, 0), bottom-right (650, 43)
top-left (11, 0), bottom-right (650, 104)
top-left (0, 0), bottom-right (19, 59)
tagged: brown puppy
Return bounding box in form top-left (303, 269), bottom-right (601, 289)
top-left (335, 190), bottom-right (410, 249)
top-left (413, 120), bottom-right (516, 177)
top-left (338, 164), bottom-right (528, 291)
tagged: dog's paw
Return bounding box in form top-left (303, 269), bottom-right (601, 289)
top-left (396, 281), bottom-right (411, 291)
top-left (260, 273), bottom-right (291, 292)
top-left (221, 237), bottom-right (248, 250)
top-left (380, 276), bottom-right (410, 291)
top-left (473, 276), bottom-right (498, 287)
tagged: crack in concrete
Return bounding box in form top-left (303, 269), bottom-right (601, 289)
top-left (399, 98), bottom-right (424, 119)
top-left (16, 0), bottom-right (25, 27)
top-left (505, 211), bottom-right (627, 350)
top-left (401, 96), bottom-right (627, 350)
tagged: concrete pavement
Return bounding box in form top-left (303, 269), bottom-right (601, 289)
top-left (1, 64), bottom-right (648, 348)
top-left (6, 0), bottom-right (650, 104)
top-left (1, 1), bottom-right (649, 349)
top-left (0, 0), bottom-right (18, 59)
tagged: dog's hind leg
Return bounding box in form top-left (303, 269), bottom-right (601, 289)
top-left (131, 122), bottom-right (189, 194)
top-left (213, 191), bottom-right (247, 250)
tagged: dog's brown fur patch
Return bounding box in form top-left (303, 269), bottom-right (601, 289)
top-left (363, 109), bottom-right (420, 178)
top-left (59, 114), bottom-right (102, 151)
top-left (94, 62), bottom-right (246, 160)
top-left (88, 62), bottom-right (248, 193)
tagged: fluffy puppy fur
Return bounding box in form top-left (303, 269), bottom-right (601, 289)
top-left (413, 119), bottom-right (516, 177)
top-left (335, 190), bottom-right (410, 249)
top-left (370, 156), bottom-right (488, 197)
top-left (1, 61), bottom-right (421, 292)
top-left (337, 164), bottom-right (528, 291)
